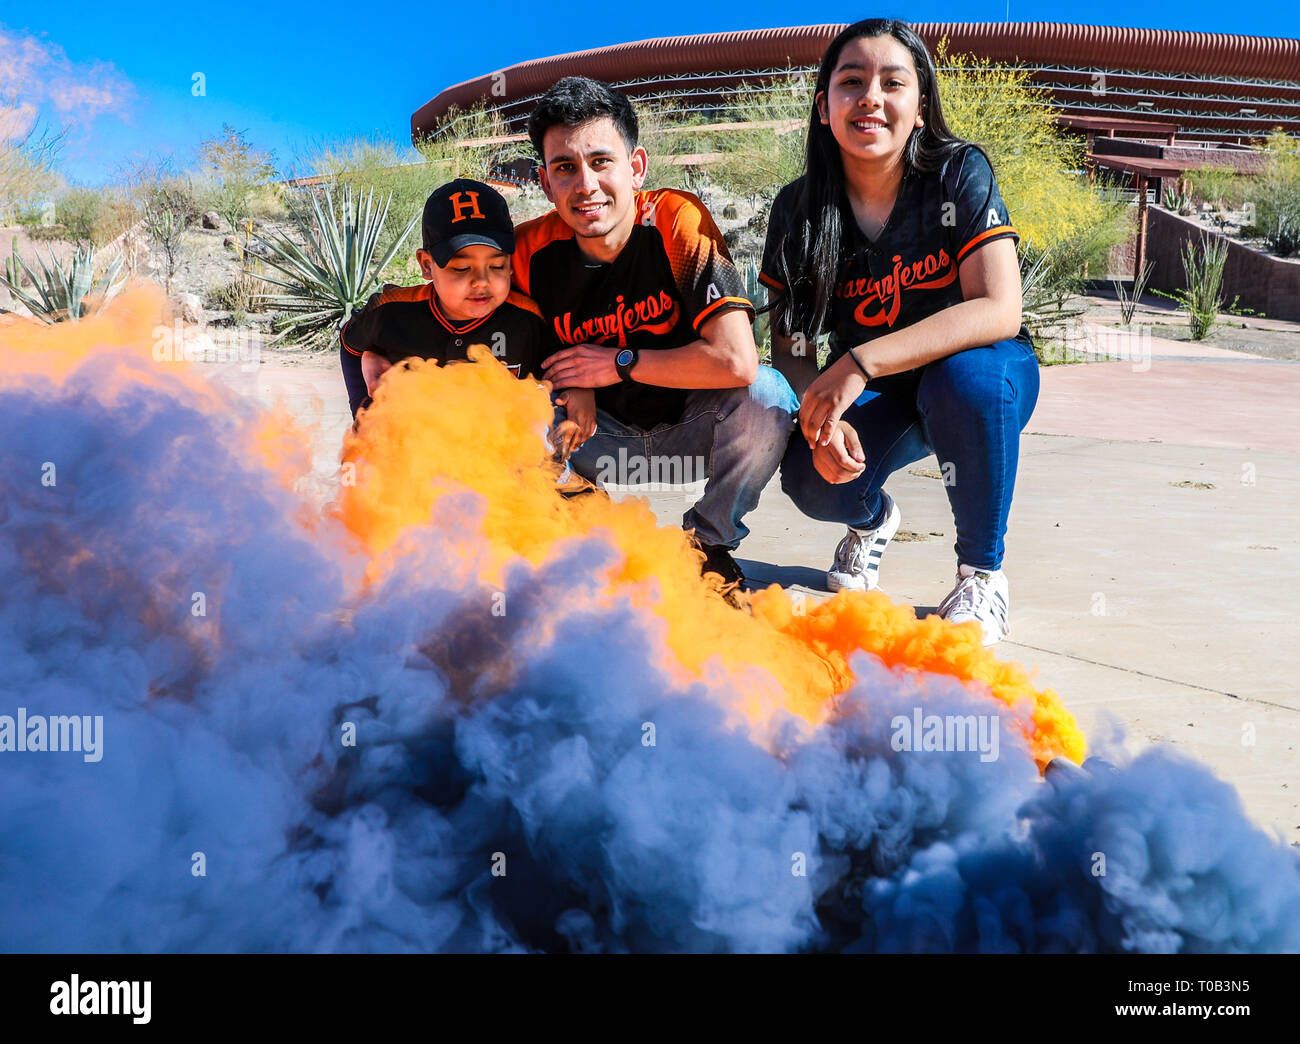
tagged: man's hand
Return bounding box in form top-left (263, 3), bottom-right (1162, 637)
top-left (542, 343), bottom-right (621, 391)
top-left (811, 420), bottom-right (866, 484)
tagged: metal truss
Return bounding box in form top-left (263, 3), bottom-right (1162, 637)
top-left (1019, 64), bottom-right (1300, 94)
top-left (429, 61), bottom-right (1299, 141)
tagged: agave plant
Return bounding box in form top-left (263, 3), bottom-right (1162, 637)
top-left (250, 183), bottom-right (419, 344)
top-left (0, 245), bottom-right (125, 323)
top-left (736, 254), bottom-right (771, 360)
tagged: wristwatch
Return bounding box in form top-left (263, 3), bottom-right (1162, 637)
top-left (615, 348), bottom-right (640, 383)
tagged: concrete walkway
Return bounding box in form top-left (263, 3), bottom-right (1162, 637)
top-left (209, 342), bottom-right (1300, 847)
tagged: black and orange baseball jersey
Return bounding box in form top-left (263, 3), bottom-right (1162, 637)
top-left (512, 188), bottom-right (753, 430)
top-left (340, 283), bottom-right (550, 409)
top-left (761, 143), bottom-right (1033, 368)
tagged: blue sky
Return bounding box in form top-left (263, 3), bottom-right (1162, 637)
top-left (2, 0), bottom-right (1294, 185)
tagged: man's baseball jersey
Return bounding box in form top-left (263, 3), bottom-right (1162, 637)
top-left (339, 283), bottom-right (550, 412)
top-left (511, 188), bottom-right (754, 431)
top-left (761, 143), bottom-right (1033, 370)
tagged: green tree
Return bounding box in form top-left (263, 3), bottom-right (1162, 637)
top-left (198, 124), bottom-right (277, 256)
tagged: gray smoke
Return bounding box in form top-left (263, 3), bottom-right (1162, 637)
top-left (2, 346), bottom-right (1297, 953)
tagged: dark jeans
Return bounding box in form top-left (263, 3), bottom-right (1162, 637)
top-left (565, 366), bottom-right (798, 548)
top-left (780, 338), bottom-right (1040, 571)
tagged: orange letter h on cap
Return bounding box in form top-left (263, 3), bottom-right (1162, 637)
top-left (449, 192), bottom-right (484, 223)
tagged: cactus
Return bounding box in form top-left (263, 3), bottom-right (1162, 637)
top-left (4, 236), bottom-right (20, 291)
top-left (738, 254), bottom-right (771, 361)
top-left (0, 245), bottom-right (125, 323)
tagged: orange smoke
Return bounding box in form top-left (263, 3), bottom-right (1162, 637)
top-left (337, 348), bottom-right (1086, 766)
top-left (0, 292), bottom-right (1084, 766)
top-left (0, 285), bottom-right (317, 494)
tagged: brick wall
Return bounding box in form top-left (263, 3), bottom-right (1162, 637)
top-left (1143, 208), bottom-right (1300, 321)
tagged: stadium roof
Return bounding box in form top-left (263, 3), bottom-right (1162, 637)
top-left (413, 22), bottom-right (1300, 147)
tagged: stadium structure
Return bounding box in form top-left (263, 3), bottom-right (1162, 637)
top-left (413, 22), bottom-right (1300, 149)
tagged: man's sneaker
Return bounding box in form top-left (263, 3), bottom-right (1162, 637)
top-left (826, 491), bottom-right (901, 592)
top-left (937, 564), bottom-right (1010, 646)
top-left (694, 541), bottom-right (745, 588)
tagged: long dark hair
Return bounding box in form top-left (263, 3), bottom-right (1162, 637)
top-left (771, 19), bottom-right (967, 340)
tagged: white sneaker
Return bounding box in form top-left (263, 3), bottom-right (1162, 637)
top-left (938, 564), bottom-right (1010, 646)
top-left (826, 492), bottom-right (901, 592)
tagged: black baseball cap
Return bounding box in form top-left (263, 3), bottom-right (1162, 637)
top-left (421, 178), bottom-right (515, 266)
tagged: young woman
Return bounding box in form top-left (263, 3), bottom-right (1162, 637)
top-left (761, 18), bottom-right (1040, 646)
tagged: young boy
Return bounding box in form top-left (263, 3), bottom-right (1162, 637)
top-left (339, 178), bottom-right (595, 455)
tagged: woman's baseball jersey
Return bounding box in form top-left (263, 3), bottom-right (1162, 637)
top-left (760, 143), bottom-right (1033, 371)
top-left (339, 283), bottom-right (550, 414)
top-left (511, 188), bottom-right (754, 431)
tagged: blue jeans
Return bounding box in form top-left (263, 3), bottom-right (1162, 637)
top-left (565, 366), bottom-right (798, 548)
top-left (780, 338), bottom-right (1040, 571)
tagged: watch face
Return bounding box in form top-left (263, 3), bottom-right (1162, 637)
top-left (616, 349), bottom-right (634, 367)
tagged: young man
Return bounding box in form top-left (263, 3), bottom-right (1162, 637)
top-left (339, 178), bottom-right (595, 453)
top-left (514, 77), bottom-right (798, 585)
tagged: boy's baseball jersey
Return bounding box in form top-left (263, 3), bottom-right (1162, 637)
top-left (342, 283), bottom-right (549, 372)
top-left (339, 283), bottom-right (551, 415)
top-left (511, 188), bottom-right (753, 430)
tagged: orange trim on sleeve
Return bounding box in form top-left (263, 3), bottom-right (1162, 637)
top-left (343, 283), bottom-right (429, 353)
top-left (694, 295), bottom-right (754, 330)
top-left (378, 282), bottom-right (431, 305)
top-left (505, 289), bottom-right (544, 320)
top-left (957, 225), bottom-right (1016, 263)
top-left (758, 272), bottom-right (786, 291)
top-left (510, 210), bottom-right (572, 299)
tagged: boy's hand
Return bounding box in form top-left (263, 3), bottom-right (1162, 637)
top-left (552, 388), bottom-right (598, 458)
top-left (361, 351), bottom-right (393, 394)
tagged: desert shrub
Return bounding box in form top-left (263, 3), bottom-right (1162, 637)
top-left (1185, 166), bottom-right (1247, 211)
top-left (415, 101), bottom-right (530, 184)
top-left (1154, 233), bottom-right (1228, 339)
top-left (197, 125), bottom-right (277, 256)
top-left (138, 175), bottom-right (201, 292)
top-left (297, 136), bottom-right (432, 267)
top-left (703, 72), bottom-right (811, 206)
top-left (0, 98), bottom-right (62, 222)
top-left (208, 266), bottom-right (270, 313)
top-left (1242, 130), bottom-right (1300, 257)
top-left (936, 43), bottom-right (1132, 284)
top-left (51, 187), bottom-right (108, 246)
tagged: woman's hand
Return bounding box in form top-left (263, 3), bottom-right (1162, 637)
top-left (811, 420), bottom-right (866, 484)
top-left (799, 352), bottom-right (868, 448)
